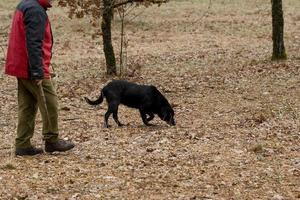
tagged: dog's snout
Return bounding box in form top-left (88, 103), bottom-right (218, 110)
top-left (169, 119), bottom-right (176, 126)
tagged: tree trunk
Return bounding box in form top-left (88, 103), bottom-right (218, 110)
top-left (271, 0), bottom-right (287, 60)
top-left (102, 0), bottom-right (117, 75)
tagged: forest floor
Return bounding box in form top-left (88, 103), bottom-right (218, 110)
top-left (0, 0), bottom-right (299, 199)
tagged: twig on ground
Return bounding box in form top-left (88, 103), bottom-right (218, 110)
top-left (62, 118), bottom-right (82, 121)
top-left (190, 0), bottom-right (212, 26)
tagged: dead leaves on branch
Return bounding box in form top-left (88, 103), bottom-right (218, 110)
top-left (58, 0), bottom-right (168, 20)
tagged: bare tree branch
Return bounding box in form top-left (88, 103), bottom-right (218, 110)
top-left (0, 25), bottom-right (9, 64)
top-left (191, 0), bottom-right (212, 26)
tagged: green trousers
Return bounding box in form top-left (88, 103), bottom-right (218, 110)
top-left (16, 79), bottom-right (59, 148)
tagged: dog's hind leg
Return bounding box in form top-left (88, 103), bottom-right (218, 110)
top-left (106, 101), bottom-right (123, 127)
top-left (104, 110), bottom-right (112, 128)
top-left (112, 106), bottom-right (123, 127)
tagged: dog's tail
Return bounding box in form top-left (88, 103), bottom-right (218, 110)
top-left (84, 91), bottom-right (104, 105)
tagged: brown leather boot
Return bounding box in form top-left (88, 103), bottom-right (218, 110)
top-left (45, 139), bottom-right (75, 153)
top-left (15, 146), bottom-right (44, 156)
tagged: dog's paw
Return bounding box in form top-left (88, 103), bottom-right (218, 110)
top-left (145, 123), bottom-right (154, 126)
top-left (84, 97), bottom-right (89, 102)
top-left (103, 123), bottom-right (110, 128)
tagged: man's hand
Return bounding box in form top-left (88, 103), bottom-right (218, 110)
top-left (35, 79), bottom-right (43, 86)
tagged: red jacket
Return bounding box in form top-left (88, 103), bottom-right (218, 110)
top-left (5, 0), bottom-right (53, 79)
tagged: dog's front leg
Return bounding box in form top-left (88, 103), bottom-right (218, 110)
top-left (140, 109), bottom-right (151, 126)
top-left (146, 113), bottom-right (154, 122)
top-left (113, 112), bottom-right (123, 127)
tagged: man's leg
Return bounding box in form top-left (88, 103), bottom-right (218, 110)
top-left (19, 79), bottom-right (59, 142)
top-left (16, 79), bottom-right (38, 148)
top-left (15, 79), bottom-right (43, 156)
top-left (19, 79), bottom-right (74, 153)
top-left (37, 79), bottom-right (59, 142)
top-left (37, 79), bottom-right (74, 152)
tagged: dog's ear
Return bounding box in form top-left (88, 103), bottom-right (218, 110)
top-left (158, 107), bottom-right (175, 125)
top-left (158, 107), bottom-right (167, 120)
top-left (162, 109), bottom-right (168, 119)
top-left (162, 107), bottom-right (176, 126)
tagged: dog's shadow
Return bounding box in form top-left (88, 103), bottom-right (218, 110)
top-left (107, 122), bottom-right (173, 132)
top-left (136, 123), bottom-right (174, 132)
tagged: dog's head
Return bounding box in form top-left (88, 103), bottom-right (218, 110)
top-left (159, 106), bottom-right (176, 126)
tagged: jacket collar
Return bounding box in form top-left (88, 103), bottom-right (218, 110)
top-left (38, 0), bottom-right (52, 9)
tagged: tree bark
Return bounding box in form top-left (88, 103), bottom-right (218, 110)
top-left (102, 0), bottom-right (117, 75)
top-left (271, 0), bottom-right (287, 60)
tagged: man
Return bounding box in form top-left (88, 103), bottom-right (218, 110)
top-left (5, 0), bottom-right (75, 156)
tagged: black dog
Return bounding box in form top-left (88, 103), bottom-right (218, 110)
top-left (85, 80), bottom-right (175, 128)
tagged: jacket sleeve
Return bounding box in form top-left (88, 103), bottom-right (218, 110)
top-left (24, 7), bottom-right (47, 80)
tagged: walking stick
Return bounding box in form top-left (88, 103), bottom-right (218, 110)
top-left (38, 83), bottom-right (52, 129)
